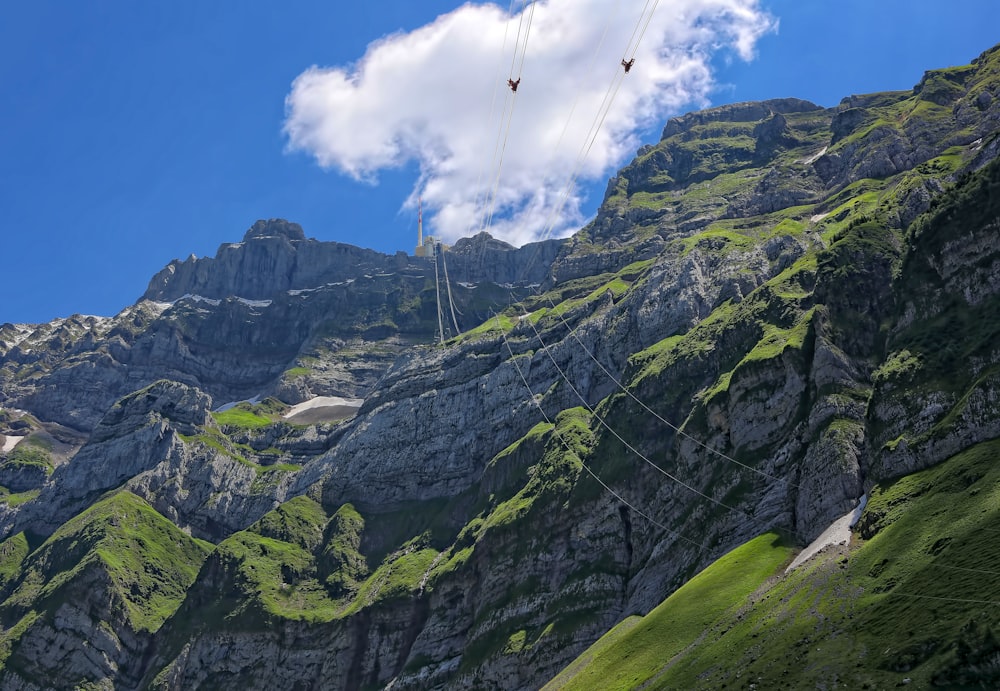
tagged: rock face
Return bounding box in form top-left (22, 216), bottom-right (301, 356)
top-left (0, 43), bottom-right (999, 691)
top-left (143, 221), bottom-right (561, 303)
top-left (1, 228), bottom-right (561, 430)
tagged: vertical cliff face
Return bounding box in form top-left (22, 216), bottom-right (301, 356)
top-left (868, 154), bottom-right (1000, 480)
top-left (1, 222), bottom-right (562, 431)
top-left (0, 45), bottom-right (998, 690)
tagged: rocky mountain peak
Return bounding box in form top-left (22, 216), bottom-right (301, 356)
top-left (243, 218), bottom-right (306, 242)
top-left (91, 379), bottom-right (211, 442)
top-left (660, 97), bottom-right (822, 139)
top-left (1, 43), bottom-right (1000, 691)
top-left (449, 231), bottom-right (516, 253)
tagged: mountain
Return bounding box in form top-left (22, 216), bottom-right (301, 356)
top-left (0, 43), bottom-right (998, 689)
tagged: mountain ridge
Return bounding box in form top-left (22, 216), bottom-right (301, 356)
top-left (0, 42), bottom-right (998, 689)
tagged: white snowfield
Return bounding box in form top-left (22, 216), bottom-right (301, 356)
top-left (2, 325), bottom-right (35, 349)
top-left (144, 295), bottom-right (272, 311)
top-left (180, 294), bottom-right (221, 306)
top-left (288, 279), bottom-right (355, 297)
top-left (234, 297), bottom-right (271, 308)
top-left (282, 396), bottom-right (364, 419)
top-left (214, 395), bottom-right (262, 413)
top-left (801, 145), bottom-right (828, 165)
top-left (1, 435), bottom-right (25, 453)
top-left (786, 494), bottom-right (868, 573)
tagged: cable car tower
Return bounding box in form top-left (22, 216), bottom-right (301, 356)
top-left (414, 198), bottom-right (460, 343)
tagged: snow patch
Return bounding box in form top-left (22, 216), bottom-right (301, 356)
top-left (786, 495), bottom-right (867, 573)
top-left (180, 294), bottom-right (222, 306)
top-left (2, 325), bottom-right (35, 348)
top-left (135, 299), bottom-right (174, 315)
top-left (801, 146), bottom-right (828, 165)
top-left (458, 282), bottom-right (477, 289)
top-left (235, 297), bottom-right (272, 308)
top-left (288, 280), bottom-right (353, 296)
top-left (282, 396), bottom-right (364, 419)
top-left (214, 394), bottom-right (262, 413)
top-left (810, 213), bottom-right (829, 223)
top-left (1, 435), bottom-right (25, 454)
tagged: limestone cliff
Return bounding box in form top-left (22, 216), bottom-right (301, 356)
top-left (0, 43), bottom-right (998, 690)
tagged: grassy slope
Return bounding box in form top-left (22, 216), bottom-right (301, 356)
top-left (3, 46), bottom-right (996, 691)
top-left (547, 438), bottom-right (1000, 689)
top-left (0, 492), bottom-right (213, 679)
top-left (544, 532), bottom-right (794, 690)
top-left (0, 492), bottom-right (213, 634)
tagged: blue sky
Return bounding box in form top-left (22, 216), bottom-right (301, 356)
top-left (2, 1), bottom-right (997, 324)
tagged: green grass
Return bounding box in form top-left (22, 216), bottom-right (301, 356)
top-left (0, 490), bottom-right (40, 507)
top-left (214, 530), bottom-right (339, 623)
top-left (0, 492), bottom-right (212, 635)
top-left (1, 444), bottom-right (54, 477)
top-left (320, 503), bottom-right (367, 598)
top-left (872, 349), bottom-right (922, 384)
top-left (459, 313), bottom-right (516, 341)
top-left (344, 546), bottom-right (439, 614)
top-left (545, 532), bottom-right (794, 690)
top-left (741, 307), bottom-right (814, 365)
top-left (249, 495), bottom-right (328, 552)
top-left (212, 404), bottom-right (271, 429)
top-left (0, 533), bottom-right (29, 590)
top-left (565, 438), bottom-right (1000, 689)
top-left (679, 226), bottom-right (757, 256)
top-left (429, 410), bottom-right (588, 588)
top-left (766, 252), bottom-right (818, 299)
top-left (181, 425), bottom-right (300, 476)
top-left (180, 429), bottom-right (250, 466)
top-left (770, 217), bottom-right (806, 237)
top-left (698, 307), bottom-right (814, 404)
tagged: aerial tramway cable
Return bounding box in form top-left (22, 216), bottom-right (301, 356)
top-left (546, 0), bottom-right (623, 189)
top-left (516, 302), bottom-right (779, 529)
top-left (536, 293), bottom-right (802, 490)
top-left (496, 312), bottom-right (708, 550)
top-left (481, 0), bottom-right (537, 234)
top-left (479, 0), bottom-right (814, 540)
top-left (471, 3), bottom-right (1000, 612)
top-left (441, 246), bottom-right (461, 335)
top-left (433, 245), bottom-right (445, 344)
top-left (471, 0), bottom-right (524, 236)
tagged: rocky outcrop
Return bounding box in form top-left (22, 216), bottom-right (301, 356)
top-left (867, 154), bottom-right (1000, 482)
top-left (144, 221), bottom-right (560, 303)
top-left (0, 43), bottom-right (999, 691)
top-left (1, 226), bottom-right (562, 432)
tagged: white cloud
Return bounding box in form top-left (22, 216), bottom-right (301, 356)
top-left (284, 0), bottom-right (775, 246)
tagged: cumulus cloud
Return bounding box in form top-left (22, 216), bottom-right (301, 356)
top-left (284, 0), bottom-right (775, 246)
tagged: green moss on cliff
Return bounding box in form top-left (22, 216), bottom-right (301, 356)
top-left (0, 492), bottom-right (211, 635)
top-left (249, 495), bottom-right (327, 552)
top-left (214, 530), bottom-right (338, 623)
top-left (320, 502), bottom-right (367, 598)
top-left (0, 533), bottom-right (29, 591)
top-left (554, 439), bottom-right (1000, 689)
top-left (212, 404), bottom-right (271, 429)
